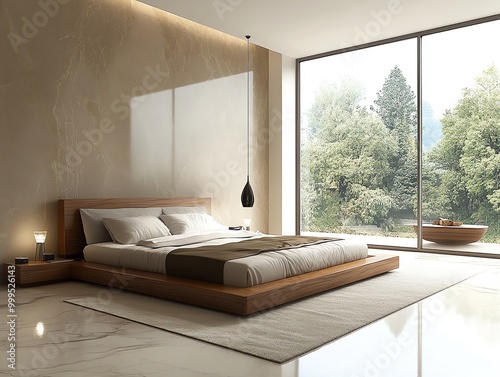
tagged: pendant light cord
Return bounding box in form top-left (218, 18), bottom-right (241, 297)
top-left (246, 35), bottom-right (250, 180)
top-left (240, 35), bottom-right (255, 207)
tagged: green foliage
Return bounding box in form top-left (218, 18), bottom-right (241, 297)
top-left (371, 66), bottom-right (417, 211)
top-left (302, 63), bottom-right (500, 244)
top-left (344, 184), bottom-right (395, 228)
top-left (371, 66), bottom-right (417, 134)
top-left (427, 65), bottom-right (500, 225)
top-left (301, 76), bottom-right (400, 230)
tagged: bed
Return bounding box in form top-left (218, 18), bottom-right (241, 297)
top-left (58, 197), bottom-right (399, 315)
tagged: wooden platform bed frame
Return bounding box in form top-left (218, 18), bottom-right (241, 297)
top-left (58, 197), bottom-right (399, 315)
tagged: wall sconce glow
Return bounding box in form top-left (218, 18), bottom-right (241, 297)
top-left (33, 231), bottom-right (47, 262)
top-left (35, 322), bottom-right (45, 337)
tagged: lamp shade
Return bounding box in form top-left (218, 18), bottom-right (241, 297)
top-left (243, 218), bottom-right (252, 230)
top-left (241, 176), bottom-right (254, 207)
top-left (33, 231), bottom-right (47, 243)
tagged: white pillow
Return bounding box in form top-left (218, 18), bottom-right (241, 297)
top-left (102, 216), bottom-right (171, 244)
top-left (160, 213), bottom-right (227, 235)
top-left (80, 207), bottom-right (162, 244)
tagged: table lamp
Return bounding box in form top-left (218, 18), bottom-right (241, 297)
top-left (243, 218), bottom-right (252, 231)
top-left (33, 231), bottom-right (47, 262)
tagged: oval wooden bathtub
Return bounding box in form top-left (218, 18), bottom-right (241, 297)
top-left (413, 224), bottom-right (488, 245)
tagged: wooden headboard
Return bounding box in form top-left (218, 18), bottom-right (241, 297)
top-left (58, 197), bottom-right (211, 258)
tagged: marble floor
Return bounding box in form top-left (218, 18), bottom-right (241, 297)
top-left (1, 251), bottom-right (500, 377)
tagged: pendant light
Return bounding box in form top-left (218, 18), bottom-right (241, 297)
top-left (241, 35), bottom-right (255, 207)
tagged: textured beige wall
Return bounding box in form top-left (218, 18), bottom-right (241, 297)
top-left (0, 0), bottom-right (269, 262)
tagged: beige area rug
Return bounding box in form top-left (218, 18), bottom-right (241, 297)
top-left (65, 258), bottom-right (486, 363)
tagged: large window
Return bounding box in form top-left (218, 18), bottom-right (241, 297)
top-left (300, 39), bottom-right (418, 248)
top-left (422, 21), bottom-right (500, 247)
top-left (299, 17), bottom-right (500, 254)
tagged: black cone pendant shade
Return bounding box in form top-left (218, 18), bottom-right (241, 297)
top-left (241, 35), bottom-right (255, 207)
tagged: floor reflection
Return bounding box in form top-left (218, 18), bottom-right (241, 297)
top-left (299, 267), bottom-right (500, 377)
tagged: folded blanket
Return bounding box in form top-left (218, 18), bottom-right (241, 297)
top-left (165, 235), bottom-right (342, 284)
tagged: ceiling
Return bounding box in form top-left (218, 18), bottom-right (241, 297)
top-left (139, 0), bottom-right (500, 58)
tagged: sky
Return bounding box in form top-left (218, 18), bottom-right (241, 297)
top-left (300, 19), bottom-right (500, 123)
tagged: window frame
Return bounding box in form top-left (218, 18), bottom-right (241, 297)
top-left (295, 13), bottom-right (500, 257)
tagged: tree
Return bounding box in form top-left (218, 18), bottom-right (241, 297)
top-left (301, 77), bottom-right (398, 231)
top-left (371, 66), bottom-right (417, 213)
top-left (429, 65), bottom-right (500, 225)
top-left (371, 66), bottom-right (417, 134)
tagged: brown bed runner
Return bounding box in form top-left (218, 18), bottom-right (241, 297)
top-left (165, 235), bottom-right (341, 284)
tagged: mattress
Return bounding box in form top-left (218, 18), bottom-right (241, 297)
top-left (83, 230), bottom-right (369, 287)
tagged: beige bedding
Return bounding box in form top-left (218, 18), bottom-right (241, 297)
top-left (83, 230), bottom-right (369, 287)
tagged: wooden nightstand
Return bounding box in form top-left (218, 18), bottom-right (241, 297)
top-left (2, 261), bottom-right (73, 286)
